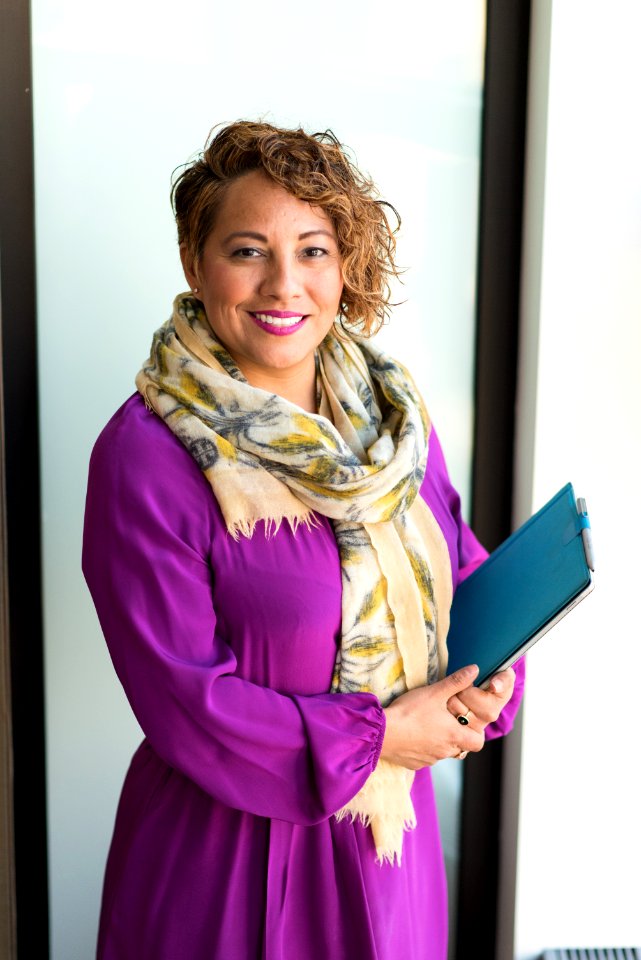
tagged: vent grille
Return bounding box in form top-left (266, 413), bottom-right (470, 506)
top-left (542, 950), bottom-right (641, 960)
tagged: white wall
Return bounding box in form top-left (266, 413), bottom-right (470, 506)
top-left (513, 1), bottom-right (641, 956)
top-left (31, 3), bottom-right (486, 957)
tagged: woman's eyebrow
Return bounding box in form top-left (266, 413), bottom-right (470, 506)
top-left (298, 230), bottom-right (335, 240)
top-left (222, 231), bottom-right (268, 244)
top-left (222, 229), bottom-right (335, 244)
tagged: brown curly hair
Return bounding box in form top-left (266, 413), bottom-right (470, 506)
top-left (171, 121), bottom-right (401, 336)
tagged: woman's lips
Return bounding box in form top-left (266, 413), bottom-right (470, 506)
top-left (249, 311), bottom-right (307, 335)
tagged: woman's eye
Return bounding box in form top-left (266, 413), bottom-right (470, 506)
top-left (232, 247), bottom-right (262, 258)
top-left (302, 247), bottom-right (327, 258)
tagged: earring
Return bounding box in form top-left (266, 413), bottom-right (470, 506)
top-left (192, 287), bottom-right (199, 294)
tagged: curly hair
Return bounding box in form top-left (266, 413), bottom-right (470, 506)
top-left (171, 120), bottom-right (401, 336)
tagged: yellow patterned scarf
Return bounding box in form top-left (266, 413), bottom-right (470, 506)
top-left (136, 293), bottom-right (452, 864)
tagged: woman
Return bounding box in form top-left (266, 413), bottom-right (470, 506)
top-left (83, 120), bottom-right (524, 960)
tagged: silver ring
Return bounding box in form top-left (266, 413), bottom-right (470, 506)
top-left (456, 750), bottom-right (469, 760)
top-left (457, 710), bottom-right (472, 726)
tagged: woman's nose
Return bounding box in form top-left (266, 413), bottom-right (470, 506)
top-left (259, 256), bottom-right (302, 302)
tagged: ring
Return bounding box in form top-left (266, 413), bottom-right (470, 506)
top-left (457, 710), bottom-right (472, 726)
top-left (456, 750), bottom-right (469, 760)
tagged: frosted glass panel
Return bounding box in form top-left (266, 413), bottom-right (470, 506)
top-left (31, 3), bottom-right (485, 956)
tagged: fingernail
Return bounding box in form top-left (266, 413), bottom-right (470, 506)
top-left (491, 678), bottom-right (503, 694)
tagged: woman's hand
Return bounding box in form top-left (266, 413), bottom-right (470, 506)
top-left (381, 665), bottom-right (484, 769)
top-left (380, 664), bottom-right (516, 770)
top-left (446, 667), bottom-right (516, 737)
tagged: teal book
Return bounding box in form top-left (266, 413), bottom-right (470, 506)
top-left (446, 483), bottom-right (594, 686)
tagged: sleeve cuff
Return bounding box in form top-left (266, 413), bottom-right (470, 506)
top-left (369, 703), bottom-right (386, 770)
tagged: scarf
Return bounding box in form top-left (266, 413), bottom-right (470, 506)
top-left (136, 293), bottom-right (452, 865)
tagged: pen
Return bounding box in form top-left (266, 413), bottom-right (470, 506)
top-left (577, 497), bottom-right (595, 571)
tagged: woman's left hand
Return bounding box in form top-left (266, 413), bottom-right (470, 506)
top-left (446, 667), bottom-right (516, 733)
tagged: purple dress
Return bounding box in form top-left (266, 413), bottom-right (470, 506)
top-left (83, 394), bottom-right (525, 960)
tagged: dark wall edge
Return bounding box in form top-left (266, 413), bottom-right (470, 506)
top-left (0, 321), bottom-right (18, 960)
top-left (0, 0), bottom-right (50, 956)
top-left (456, 1), bottom-right (531, 959)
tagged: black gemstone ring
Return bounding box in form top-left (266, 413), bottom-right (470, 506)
top-left (457, 711), bottom-right (472, 726)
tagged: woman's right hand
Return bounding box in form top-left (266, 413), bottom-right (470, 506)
top-left (380, 665), bottom-right (484, 769)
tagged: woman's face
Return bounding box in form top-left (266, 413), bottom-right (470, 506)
top-left (182, 170), bottom-right (343, 399)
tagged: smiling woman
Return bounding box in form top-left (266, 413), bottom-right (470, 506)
top-left (82, 120), bottom-right (524, 960)
top-left (180, 170), bottom-right (344, 411)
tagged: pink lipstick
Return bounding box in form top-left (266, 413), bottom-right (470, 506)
top-left (249, 310), bottom-right (307, 336)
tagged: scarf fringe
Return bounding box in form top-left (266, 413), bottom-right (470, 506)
top-left (335, 759), bottom-right (417, 866)
top-left (226, 511), bottom-right (320, 541)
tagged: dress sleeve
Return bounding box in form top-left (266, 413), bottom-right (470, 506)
top-left (423, 427), bottom-right (526, 740)
top-left (82, 402), bottom-right (385, 826)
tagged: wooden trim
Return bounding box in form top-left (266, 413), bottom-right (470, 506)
top-left (456, 1), bottom-right (531, 958)
top-left (0, 0), bottom-right (50, 955)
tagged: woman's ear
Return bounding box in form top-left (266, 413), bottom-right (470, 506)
top-left (180, 243), bottom-right (199, 293)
